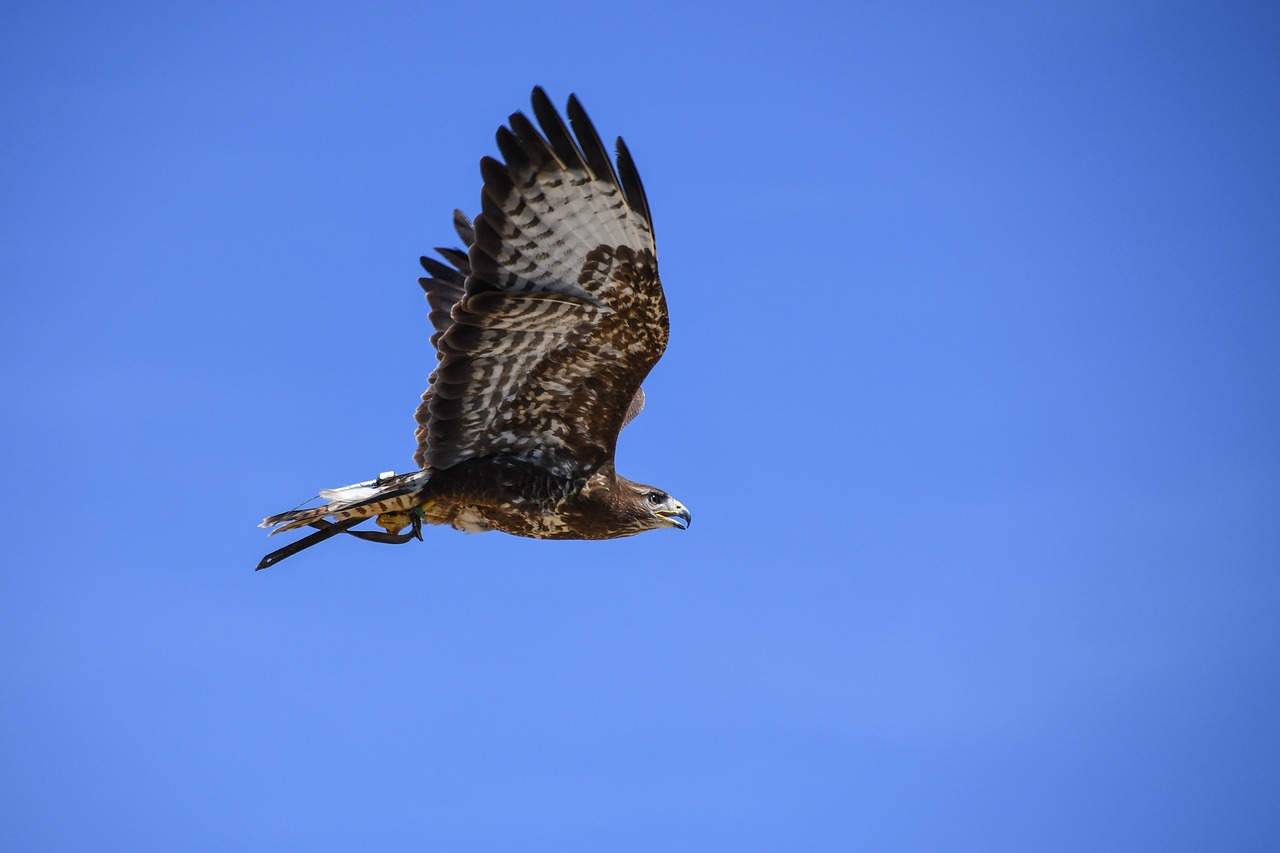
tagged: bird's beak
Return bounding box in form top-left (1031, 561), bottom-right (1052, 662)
top-left (657, 500), bottom-right (691, 530)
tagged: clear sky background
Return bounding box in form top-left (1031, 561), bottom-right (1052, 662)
top-left (3, 1), bottom-right (1279, 849)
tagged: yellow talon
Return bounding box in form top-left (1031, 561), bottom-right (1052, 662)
top-left (375, 512), bottom-right (411, 534)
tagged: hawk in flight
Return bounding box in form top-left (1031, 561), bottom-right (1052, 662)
top-left (257, 88), bottom-right (689, 569)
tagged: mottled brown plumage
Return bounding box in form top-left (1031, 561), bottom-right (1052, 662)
top-left (257, 88), bottom-right (688, 569)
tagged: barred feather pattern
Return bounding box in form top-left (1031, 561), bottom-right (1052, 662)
top-left (413, 211), bottom-right (475, 469)
top-left (260, 471), bottom-right (429, 535)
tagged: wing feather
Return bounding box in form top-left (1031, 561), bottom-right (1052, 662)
top-left (615, 138), bottom-right (653, 238)
top-left (567, 94), bottom-right (622, 189)
top-left (413, 211), bottom-right (476, 467)
top-left (530, 86), bottom-right (588, 174)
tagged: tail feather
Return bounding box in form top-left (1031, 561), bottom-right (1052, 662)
top-left (261, 470), bottom-right (431, 535)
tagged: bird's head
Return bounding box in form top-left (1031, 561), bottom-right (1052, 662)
top-left (623, 481), bottom-right (691, 532)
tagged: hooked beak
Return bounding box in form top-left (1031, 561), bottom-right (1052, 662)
top-left (656, 500), bottom-right (691, 530)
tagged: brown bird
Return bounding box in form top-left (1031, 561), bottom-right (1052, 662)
top-left (257, 87), bottom-right (689, 569)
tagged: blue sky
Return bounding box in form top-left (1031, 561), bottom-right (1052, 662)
top-left (3, 1), bottom-right (1279, 849)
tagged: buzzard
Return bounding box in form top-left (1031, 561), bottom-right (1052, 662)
top-left (257, 88), bottom-right (689, 569)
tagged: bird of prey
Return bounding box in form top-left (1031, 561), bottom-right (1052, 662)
top-left (257, 87), bottom-right (689, 569)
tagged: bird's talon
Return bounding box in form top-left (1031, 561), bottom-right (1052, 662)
top-left (376, 511), bottom-right (411, 534)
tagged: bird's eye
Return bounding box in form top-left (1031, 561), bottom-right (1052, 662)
top-left (646, 492), bottom-right (663, 505)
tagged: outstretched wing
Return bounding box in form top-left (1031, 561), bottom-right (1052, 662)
top-left (421, 87), bottom-right (667, 482)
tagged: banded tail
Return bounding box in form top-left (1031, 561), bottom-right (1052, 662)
top-left (260, 470), bottom-right (430, 535)
top-left (256, 470), bottom-right (431, 570)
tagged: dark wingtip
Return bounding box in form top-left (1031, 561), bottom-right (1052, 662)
top-left (452, 209), bottom-right (475, 246)
top-left (614, 135), bottom-right (652, 229)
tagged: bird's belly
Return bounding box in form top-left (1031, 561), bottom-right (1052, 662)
top-left (447, 502), bottom-right (579, 539)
